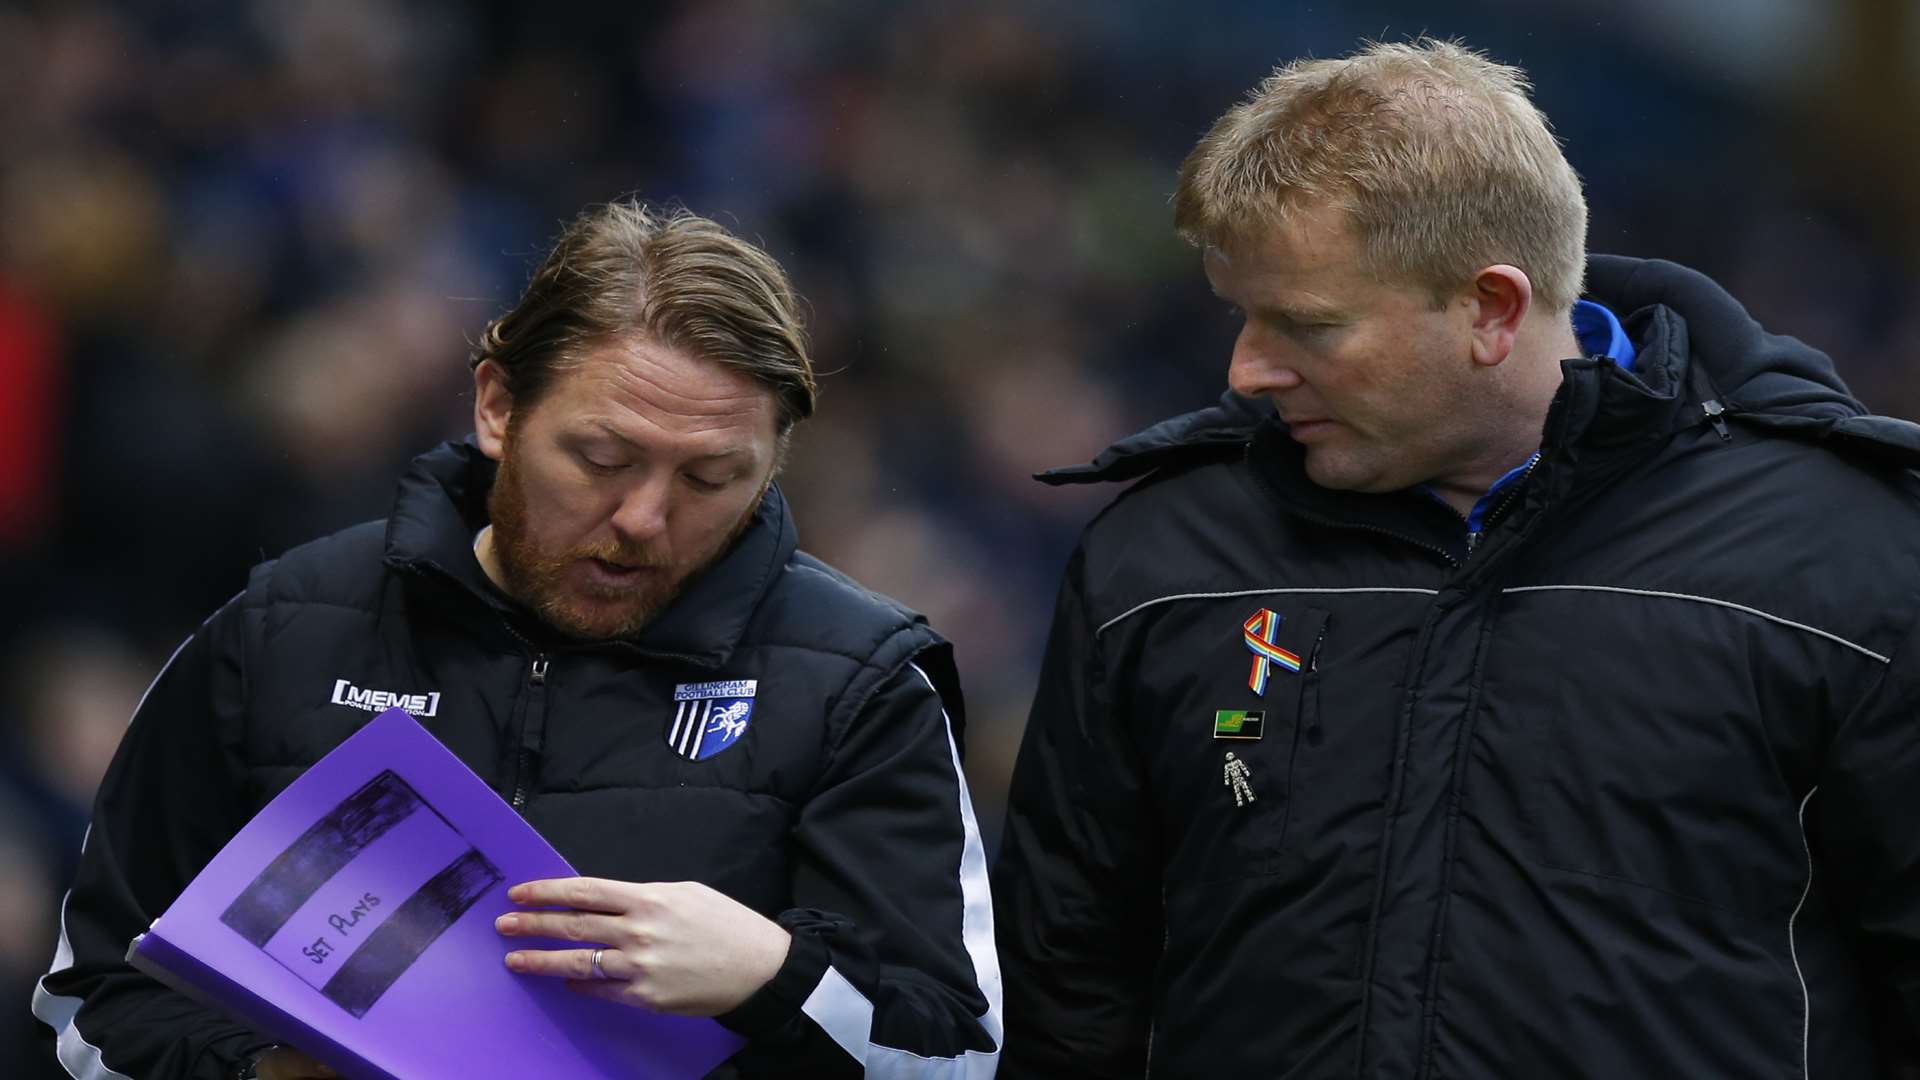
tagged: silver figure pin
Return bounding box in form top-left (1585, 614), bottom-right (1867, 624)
top-left (1224, 752), bottom-right (1257, 807)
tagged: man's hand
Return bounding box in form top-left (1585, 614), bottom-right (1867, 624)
top-left (251, 1047), bottom-right (336, 1079)
top-left (495, 878), bottom-right (792, 1016)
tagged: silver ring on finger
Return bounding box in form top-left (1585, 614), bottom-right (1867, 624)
top-left (590, 947), bottom-right (609, 980)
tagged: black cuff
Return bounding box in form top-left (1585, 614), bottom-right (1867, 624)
top-left (224, 1040), bottom-right (281, 1080)
top-left (713, 909), bottom-right (843, 1039)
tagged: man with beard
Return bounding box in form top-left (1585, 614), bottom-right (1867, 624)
top-left (35, 202), bottom-right (1001, 1080)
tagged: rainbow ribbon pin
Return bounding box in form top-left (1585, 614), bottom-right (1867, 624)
top-left (1243, 608), bottom-right (1302, 696)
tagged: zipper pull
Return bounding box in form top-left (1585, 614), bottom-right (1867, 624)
top-left (530, 657), bottom-right (549, 686)
top-left (1303, 619), bottom-right (1330, 741)
top-left (1702, 399), bottom-right (1732, 442)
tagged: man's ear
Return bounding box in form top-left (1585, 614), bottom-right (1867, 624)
top-left (1468, 264), bottom-right (1533, 368)
top-left (473, 360), bottom-right (513, 461)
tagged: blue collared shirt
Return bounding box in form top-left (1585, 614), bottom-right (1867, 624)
top-left (1459, 300), bottom-right (1634, 534)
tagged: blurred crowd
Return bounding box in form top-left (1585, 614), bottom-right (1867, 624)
top-left (4, 0), bottom-right (1917, 1073)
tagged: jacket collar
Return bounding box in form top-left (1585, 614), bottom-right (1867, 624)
top-left (1587, 253), bottom-right (1920, 467)
top-left (1244, 307), bottom-right (1696, 563)
top-left (1048, 256), bottom-right (1920, 498)
top-left (382, 438), bottom-right (796, 667)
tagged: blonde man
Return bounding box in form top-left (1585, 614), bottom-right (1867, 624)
top-left (996, 39), bottom-right (1920, 1078)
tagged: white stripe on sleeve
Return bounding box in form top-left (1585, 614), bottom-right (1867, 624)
top-left (797, 662), bottom-right (1002, 1078)
top-left (32, 630), bottom-right (194, 1080)
top-left (34, 843), bottom-right (138, 1080)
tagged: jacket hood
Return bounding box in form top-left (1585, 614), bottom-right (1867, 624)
top-left (1035, 389), bottom-right (1268, 486)
top-left (1587, 255), bottom-right (1858, 421)
top-left (382, 437), bottom-right (799, 666)
top-left (1588, 255), bottom-right (1920, 465)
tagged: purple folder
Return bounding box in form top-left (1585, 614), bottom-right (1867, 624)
top-left (128, 707), bottom-right (746, 1079)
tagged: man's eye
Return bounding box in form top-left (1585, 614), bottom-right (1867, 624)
top-left (683, 473), bottom-right (727, 493)
top-left (1279, 314), bottom-right (1337, 336)
top-left (577, 451), bottom-right (623, 473)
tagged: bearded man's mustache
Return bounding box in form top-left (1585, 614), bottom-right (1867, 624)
top-left (571, 541), bottom-right (671, 569)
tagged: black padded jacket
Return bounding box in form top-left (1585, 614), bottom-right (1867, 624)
top-left (996, 256), bottom-right (1920, 1078)
top-left (36, 439), bottom-right (1002, 1079)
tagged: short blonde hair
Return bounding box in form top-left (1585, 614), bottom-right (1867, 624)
top-left (1173, 39), bottom-right (1588, 312)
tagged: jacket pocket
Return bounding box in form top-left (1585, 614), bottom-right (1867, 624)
top-left (1158, 605), bottom-right (1329, 884)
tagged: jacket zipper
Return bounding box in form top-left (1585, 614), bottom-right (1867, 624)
top-left (509, 654), bottom-right (549, 811)
top-left (1302, 619), bottom-right (1330, 739)
top-left (488, 612), bottom-right (710, 813)
top-left (1305, 621), bottom-right (1330, 672)
top-left (1701, 398), bottom-right (1732, 441)
top-left (1291, 510), bottom-right (1461, 569)
top-left (1466, 456), bottom-right (1541, 554)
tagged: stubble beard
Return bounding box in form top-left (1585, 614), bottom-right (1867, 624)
top-left (1299, 355), bottom-right (1488, 495)
top-left (486, 449), bottom-right (761, 642)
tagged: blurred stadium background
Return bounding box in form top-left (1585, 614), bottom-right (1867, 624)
top-left (4, 0), bottom-right (1917, 1072)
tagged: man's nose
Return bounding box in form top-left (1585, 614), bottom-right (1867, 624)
top-left (610, 473), bottom-right (672, 543)
top-left (1227, 329), bottom-right (1304, 397)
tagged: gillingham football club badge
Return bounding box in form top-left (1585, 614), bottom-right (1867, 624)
top-left (667, 679), bottom-right (757, 761)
